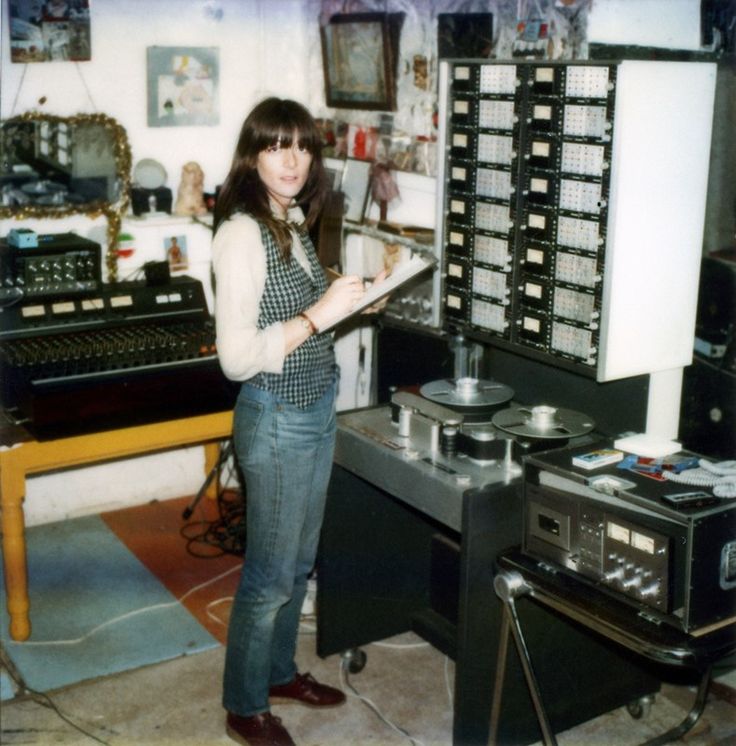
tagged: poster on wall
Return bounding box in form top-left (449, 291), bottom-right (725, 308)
top-left (9, 0), bottom-right (92, 63)
top-left (147, 46), bottom-right (219, 128)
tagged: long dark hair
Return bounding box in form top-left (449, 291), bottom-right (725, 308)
top-left (213, 97), bottom-right (328, 260)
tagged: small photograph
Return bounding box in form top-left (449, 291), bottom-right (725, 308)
top-left (164, 235), bottom-right (188, 272)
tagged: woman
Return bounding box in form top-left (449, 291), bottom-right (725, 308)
top-left (212, 97), bottom-right (371, 746)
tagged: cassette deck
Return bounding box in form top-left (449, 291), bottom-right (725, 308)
top-left (522, 445), bottom-right (736, 633)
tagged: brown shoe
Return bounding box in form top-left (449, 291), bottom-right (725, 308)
top-left (226, 711), bottom-right (295, 746)
top-left (269, 672), bottom-right (346, 708)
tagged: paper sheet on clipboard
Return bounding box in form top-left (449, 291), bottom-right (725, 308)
top-left (319, 253), bottom-right (436, 333)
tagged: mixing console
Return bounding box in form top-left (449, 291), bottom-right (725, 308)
top-left (0, 274), bottom-right (236, 439)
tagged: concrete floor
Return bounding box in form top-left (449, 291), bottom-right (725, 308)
top-left (2, 626), bottom-right (736, 746)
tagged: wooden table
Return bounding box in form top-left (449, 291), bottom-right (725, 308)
top-left (0, 410), bottom-right (233, 641)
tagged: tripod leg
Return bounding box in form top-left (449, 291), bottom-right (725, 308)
top-left (182, 439), bottom-right (232, 520)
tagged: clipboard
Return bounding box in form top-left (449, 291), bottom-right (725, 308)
top-left (318, 253), bottom-right (436, 333)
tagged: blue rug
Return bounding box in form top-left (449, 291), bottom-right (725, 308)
top-left (0, 514), bottom-right (220, 699)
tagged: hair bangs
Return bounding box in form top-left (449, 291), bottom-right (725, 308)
top-left (253, 101), bottom-right (321, 155)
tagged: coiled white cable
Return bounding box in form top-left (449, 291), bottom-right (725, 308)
top-left (662, 459), bottom-right (736, 498)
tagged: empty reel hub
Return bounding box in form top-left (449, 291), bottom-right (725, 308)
top-left (492, 404), bottom-right (595, 440)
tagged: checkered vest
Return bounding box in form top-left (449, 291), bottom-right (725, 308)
top-left (249, 220), bottom-right (336, 407)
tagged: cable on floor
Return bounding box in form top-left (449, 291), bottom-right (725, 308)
top-left (180, 448), bottom-right (248, 557)
top-left (0, 643), bottom-right (111, 745)
top-left (371, 639), bottom-right (431, 649)
top-left (444, 655), bottom-right (454, 710)
top-left (180, 487), bottom-right (247, 557)
top-left (369, 638), bottom-right (455, 710)
top-left (204, 579), bottom-right (318, 633)
top-left (338, 655), bottom-right (427, 746)
top-left (9, 563), bottom-right (242, 647)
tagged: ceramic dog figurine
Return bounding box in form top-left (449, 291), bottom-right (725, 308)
top-left (174, 161), bottom-right (207, 216)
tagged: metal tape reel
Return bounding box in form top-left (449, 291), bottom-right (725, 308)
top-left (420, 377), bottom-right (514, 422)
top-left (492, 404), bottom-right (595, 440)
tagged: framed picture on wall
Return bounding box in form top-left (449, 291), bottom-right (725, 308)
top-left (437, 13), bottom-right (494, 59)
top-left (9, 0), bottom-right (92, 63)
top-left (320, 13), bottom-right (403, 111)
top-left (147, 46), bottom-right (219, 127)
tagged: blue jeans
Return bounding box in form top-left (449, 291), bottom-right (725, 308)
top-left (222, 381), bottom-right (337, 717)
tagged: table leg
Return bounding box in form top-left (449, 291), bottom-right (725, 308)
top-left (0, 457), bottom-right (31, 641)
top-left (203, 441), bottom-right (221, 500)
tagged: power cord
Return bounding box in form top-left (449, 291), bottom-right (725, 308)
top-left (339, 654), bottom-right (427, 746)
top-left (7, 563), bottom-right (242, 648)
top-left (180, 441), bottom-right (248, 557)
top-left (0, 644), bottom-right (111, 745)
top-left (369, 638), bottom-right (454, 711)
top-left (180, 487), bottom-right (247, 557)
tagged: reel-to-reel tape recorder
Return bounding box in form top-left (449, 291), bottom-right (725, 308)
top-left (335, 374), bottom-right (597, 532)
top-left (392, 375), bottom-right (594, 463)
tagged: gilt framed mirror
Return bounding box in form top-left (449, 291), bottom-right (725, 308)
top-left (0, 112), bottom-right (132, 279)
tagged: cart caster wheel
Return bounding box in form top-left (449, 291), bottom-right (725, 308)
top-left (626, 695), bottom-right (654, 719)
top-left (342, 648), bottom-right (367, 674)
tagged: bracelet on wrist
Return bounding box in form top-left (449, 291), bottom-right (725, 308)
top-left (298, 312), bottom-right (318, 335)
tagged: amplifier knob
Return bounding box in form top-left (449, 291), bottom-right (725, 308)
top-left (603, 567), bottom-right (624, 582)
top-left (639, 582), bottom-right (660, 598)
top-left (621, 575), bottom-right (642, 590)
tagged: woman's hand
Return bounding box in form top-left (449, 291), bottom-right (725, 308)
top-left (361, 268), bottom-right (391, 314)
top-left (306, 274), bottom-right (365, 331)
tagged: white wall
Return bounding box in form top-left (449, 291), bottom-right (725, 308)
top-left (588, 0), bottom-right (703, 50)
top-left (1, 0), bottom-right (314, 194)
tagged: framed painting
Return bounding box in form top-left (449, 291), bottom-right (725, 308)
top-left (9, 0), bottom-right (91, 63)
top-left (437, 13), bottom-right (494, 59)
top-left (147, 46), bottom-right (219, 127)
top-left (320, 13), bottom-right (401, 111)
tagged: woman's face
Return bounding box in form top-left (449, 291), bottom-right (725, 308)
top-left (256, 132), bottom-right (313, 213)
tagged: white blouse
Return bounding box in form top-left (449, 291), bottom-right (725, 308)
top-left (211, 205), bottom-right (313, 382)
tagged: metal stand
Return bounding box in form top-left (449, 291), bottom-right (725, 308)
top-left (490, 564), bottom-right (723, 746)
top-left (490, 570), bottom-right (558, 746)
top-left (182, 439), bottom-right (233, 520)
